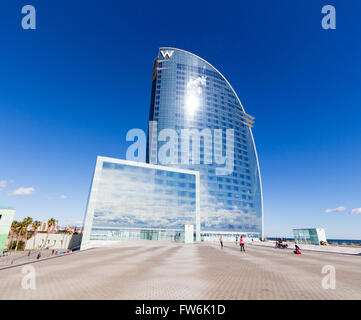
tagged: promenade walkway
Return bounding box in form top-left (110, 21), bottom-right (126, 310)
top-left (0, 249), bottom-right (53, 268)
top-left (252, 241), bottom-right (361, 255)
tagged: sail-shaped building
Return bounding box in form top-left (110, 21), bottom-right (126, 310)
top-left (147, 47), bottom-right (263, 240)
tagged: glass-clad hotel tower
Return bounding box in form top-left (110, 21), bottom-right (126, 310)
top-left (147, 47), bottom-right (263, 238)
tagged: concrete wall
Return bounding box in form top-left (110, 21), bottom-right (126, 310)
top-left (25, 233), bottom-right (82, 250)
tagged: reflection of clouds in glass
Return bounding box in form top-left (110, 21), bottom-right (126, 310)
top-left (91, 162), bottom-right (260, 233)
top-left (187, 76), bottom-right (207, 91)
top-left (93, 166), bottom-right (196, 229)
top-left (185, 76), bottom-right (206, 116)
top-left (200, 183), bottom-right (261, 231)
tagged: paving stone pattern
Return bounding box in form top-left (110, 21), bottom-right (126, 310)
top-left (0, 241), bottom-right (360, 300)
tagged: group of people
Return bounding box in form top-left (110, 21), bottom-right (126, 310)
top-left (219, 236), bottom-right (302, 254)
top-left (275, 239), bottom-right (288, 249)
top-left (219, 236), bottom-right (246, 252)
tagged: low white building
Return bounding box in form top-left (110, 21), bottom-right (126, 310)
top-left (25, 233), bottom-right (82, 250)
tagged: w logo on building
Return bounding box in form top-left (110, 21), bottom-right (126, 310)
top-left (160, 50), bottom-right (174, 59)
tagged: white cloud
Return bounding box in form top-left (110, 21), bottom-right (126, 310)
top-left (0, 180), bottom-right (6, 191)
top-left (350, 208), bottom-right (361, 215)
top-left (12, 187), bottom-right (35, 196)
top-left (324, 206), bottom-right (346, 213)
top-left (59, 195), bottom-right (67, 199)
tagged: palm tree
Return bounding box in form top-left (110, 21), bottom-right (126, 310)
top-left (44, 218), bottom-right (56, 249)
top-left (8, 220), bottom-right (19, 251)
top-left (15, 221), bottom-right (25, 251)
top-left (22, 217), bottom-right (33, 251)
top-left (31, 220), bottom-right (41, 250)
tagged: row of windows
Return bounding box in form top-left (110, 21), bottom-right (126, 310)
top-left (207, 188), bottom-right (253, 200)
top-left (167, 125), bottom-right (248, 143)
top-left (152, 189), bottom-right (196, 198)
top-left (154, 179), bottom-right (195, 189)
top-left (156, 85), bottom-right (241, 114)
top-left (176, 63), bottom-right (223, 81)
top-left (171, 149), bottom-right (249, 162)
top-left (169, 97), bottom-right (246, 122)
top-left (174, 85), bottom-right (236, 104)
top-left (154, 109), bottom-right (246, 129)
top-left (173, 85), bottom-right (237, 103)
top-left (202, 196), bottom-right (255, 209)
top-left (172, 108), bottom-right (245, 125)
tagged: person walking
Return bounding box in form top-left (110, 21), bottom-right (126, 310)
top-left (240, 236), bottom-right (245, 252)
top-left (219, 236), bottom-right (223, 249)
top-left (235, 236), bottom-right (238, 245)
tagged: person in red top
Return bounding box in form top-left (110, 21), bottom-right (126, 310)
top-left (294, 244), bottom-right (301, 254)
top-left (240, 236), bottom-right (245, 252)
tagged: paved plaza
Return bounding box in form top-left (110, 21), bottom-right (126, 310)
top-left (0, 241), bottom-right (360, 300)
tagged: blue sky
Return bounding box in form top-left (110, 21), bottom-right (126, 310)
top-left (0, 0), bottom-right (360, 238)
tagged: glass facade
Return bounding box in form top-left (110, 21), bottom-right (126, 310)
top-left (293, 228), bottom-right (327, 245)
top-left (81, 157), bottom-right (200, 249)
top-left (147, 48), bottom-right (263, 237)
top-left (201, 231), bottom-right (260, 243)
top-left (0, 208), bottom-right (15, 254)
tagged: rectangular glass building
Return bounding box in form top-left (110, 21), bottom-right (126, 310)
top-left (81, 157), bottom-right (200, 249)
top-left (293, 228), bottom-right (327, 245)
top-left (0, 208), bottom-right (15, 254)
